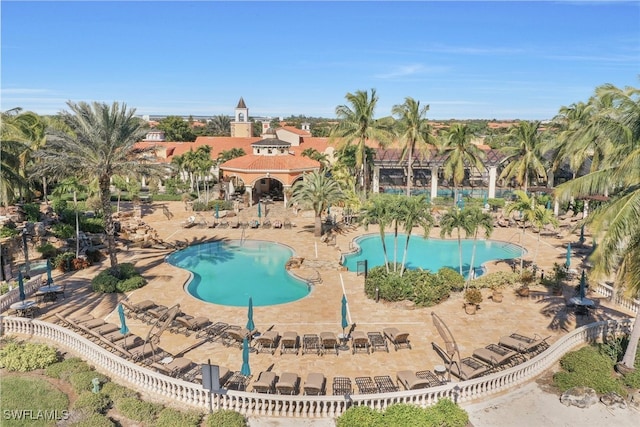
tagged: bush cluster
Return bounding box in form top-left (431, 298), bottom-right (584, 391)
top-left (469, 271), bottom-right (520, 290)
top-left (192, 199), bottom-right (233, 212)
top-left (36, 242), bottom-right (58, 259)
top-left (69, 371), bottom-right (108, 394)
top-left (69, 413), bottom-right (115, 427)
top-left (52, 222), bottom-right (75, 239)
top-left (22, 203), bottom-right (42, 222)
top-left (45, 357), bottom-right (92, 380)
top-left (205, 409), bottom-right (248, 427)
top-left (155, 408), bottom-right (203, 427)
top-left (0, 222), bottom-right (20, 238)
top-left (337, 400), bottom-right (468, 427)
top-left (72, 391), bottom-right (112, 414)
top-left (0, 340), bottom-right (59, 371)
top-left (553, 346), bottom-right (626, 395)
top-left (115, 398), bottom-right (163, 422)
top-left (365, 266), bottom-right (462, 307)
top-left (91, 263), bottom-right (147, 293)
top-left (81, 217), bottom-right (105, 233)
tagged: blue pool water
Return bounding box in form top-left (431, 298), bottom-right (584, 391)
top-left (342, 234), bottom-right (524, 277)
top-left (167, 240), bottom-right (310, 307)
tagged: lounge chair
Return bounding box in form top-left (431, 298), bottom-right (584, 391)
top-left (91, 322), bottom-right (120, 335)
top-left (182, 215), bottom-right (197, 228)
top-left (302, 334), bottom-right (321, 355)
top-left (249, 220), bottom-right (260, 229)
top-left (374, 375), bottom-right (399, 393)
top-left (121, 299), bottom-right (156, 319)
top-left (280, 331), bottom-right (299, 355)
top-left (152, 357), bottom-right (194, 378)
top-left (383, 327), bottom-right (411, 351)
top-left (218, 220), bottom-right (229, 229)
top-left (355, 376), bottom-right (378, 394)
top-left (319, 331), bottom-right (339, 356)
top-left (195, 321), bottom-right (229, 340)
top-left (193, 366), bottom-right (232, 388)
top-left (226, 371), bottom-right (251, 391)
top-left (498, 333), bottom-right (550, 357)
top-left (303, 373), bottom-right (326, 395)
top-left (432, 341), bottom-right (491, 380)
top-left (171, 315), bottom-right (211, 336)
top-left (261, 219), bottom-right (272, 229)
top-left (221, 327), bottom-right (251, 348)
top-left (275, 372), bottom-right (300, 395)
top-left (332, 376), bottom-right (352, 395)
top-left (252, 371), bottom-right (277, 394)
top-left (351, 331), bottom-right (370, 354)
top-left (272, 220), bottom-right (282, 229)
top-left (367, 331), bottom-right (389, 353)
top-left (255, 330), bottom-right (280, 354)
top-left (472, 344), bottom-right (525, 369)
top-left (140, 305), bottom-right (169, 324)
top-left (396, 370), bottom-right (433, 390)
top-left (283, 219), bottom-right (292, 229)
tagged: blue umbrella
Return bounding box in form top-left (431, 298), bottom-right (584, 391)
top-left (117, 303), bottom-right (129, 335)
top-left (18, 271), bottom-right (25, 302)
top-left (215, 204), bottom-right (219, 219)
top-left (579, 270), bottom-right (586, 300)
top-left (241, 337), bottom-right (251, 376)
top-left (546, 200), bottom-right (552, 210)
top-left (46, 258), bottom-right (54, 286)
top-left (566, 243), bottom-right (572, 268)
top-left (341, 294), bottom-right (348, 332)
top-left (246, 297), bottom-right (255, 331)
top-left (257, 202), bottom-right (261, 219)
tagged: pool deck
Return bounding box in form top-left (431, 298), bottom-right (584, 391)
top-left (18, 201), bottom-right (636, 400)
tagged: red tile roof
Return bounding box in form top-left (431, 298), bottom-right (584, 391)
top-left (221, 154), bottom-right (320, 171)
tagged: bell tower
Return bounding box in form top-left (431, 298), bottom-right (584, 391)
top-left (230, 97), bottom-right (252, 137)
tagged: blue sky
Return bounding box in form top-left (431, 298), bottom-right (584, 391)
top-left (2, 1), bottom-right (638, 120)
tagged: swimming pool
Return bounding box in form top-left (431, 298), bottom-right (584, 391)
top-left (342, 234), bottom-right (524, 278)
top-left (167, 240), bottom-right (310, 307)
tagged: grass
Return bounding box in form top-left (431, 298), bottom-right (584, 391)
top-left (0, 376), bottom-right (70, 427)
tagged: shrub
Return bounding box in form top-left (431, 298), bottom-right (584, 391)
top-left (54, 252), bottom-right (77, 272)
top-left (423, 399), bottom-right (469, 427)
top-left (115, 397), bottom-right (163, 422)
top-left (0, 341), bottom-right (58, 371)
top-left (553, 346), bottom-right (625, 395)
top-left (114, 263), bottom-right (139, 279)
top-left (205, 410), bottom-right (247, 427)
top-left (150, 193), bottom-right (184, 201)
top-left (436, 268), bottom-right (465, 292)
top-left (464, 288), bottom-right (483, 305)
top-left (365, 266), bottom-right (413, 302)
top-left (469, 271), bottom-right (520, 290)
top-left (85, 248), bottom-right (104, 263)
top-left (72, 391), bottom-right (112, 414)
top-left (336, 405), bottom-right (381, 426)
top-left (69, 371), bottom-right (108, 394)
top-left (72, 257), bottom-right (90, 270)
top-left (191, 201), bottom-right (208, 211)
top-left (0, 223), bottom-right (20, 238)
top-left (52, 197), bottom-right (68, 214)
top-left (101, 381), bottom-right (138, 402)
top-left (45, 357), bottom-right (92, 380)
top-left (382, 403), bottom-right (429, 425)
top-left (23, 202), bottom-right (41, 222)
top-left (411, 270), bottom-right (451, 307)
top-left (69, 413), bottom-right (116, 427)
top-left (154, 408), bottom-right (203, 427)
top-left (116, 275), bottom-right (147, 292)
top-left (51, 222), bottom-right (75, 239)
top-left (81, 217), bottom-right (105, 233)
top-left (36, 243), bottom-right (57, 259)
top-left (91, 271), bottom-right (119, 293)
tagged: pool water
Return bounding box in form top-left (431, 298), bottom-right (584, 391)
top-left (342, 234), bottom-right (524, 278)
top-left (167, 240), bottom-right (310, 307)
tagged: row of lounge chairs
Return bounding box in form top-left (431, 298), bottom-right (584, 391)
top-left (209, 219), bottom-right (292, 229)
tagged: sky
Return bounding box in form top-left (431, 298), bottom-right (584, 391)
top-left (1, 1), bottom-right (639, 120)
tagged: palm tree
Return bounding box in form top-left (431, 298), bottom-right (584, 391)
top-left (499, 121), bottom-right (548, 193)
top-left (360, 194), bottom-right (394, 273)
top-left (529, 205), bottom-right (559, 263)
top-left (51, 177), bottom-right (87, 258)
top-left (331, 89), bottom-right (393, 191)
top-left (439, 207), bottom-right (472, 276)
top-left (439, 124), bottom-right (485, 205)
top-left (391, 97), bottom-right (435, 196)
top-left (504, 190), bottom-right (537, 273)
top-left (208, 114), bottom-right (231, 136)
top-left (554, 83), bottom-right (639, 373)
top-left (301, 148), bottom-right (329, 171)
top-left (0, 109), bottom-right (30, 206)
top-left (465, 207), bottom-right (494, 287)
top-left (34, 101), bottom-right (161, 270)
top-left (288, 171), bottom-right (344, 237)
top-left (398, 195), bottom-right (434, 276)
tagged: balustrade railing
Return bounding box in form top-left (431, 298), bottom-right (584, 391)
top-left (594, 282), bottom-right (639, 314)
top-left (0, 316), bottom-right (632, 419)
top-left (0, 275), bottom-right (43, 314)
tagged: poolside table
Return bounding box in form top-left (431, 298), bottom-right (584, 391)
top-left (38, 285), bottom-right (62, 302)
top-left (10, 300), bottom-right (37, 317)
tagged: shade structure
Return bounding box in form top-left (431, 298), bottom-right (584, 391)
top-left (241, 337), bottom-right (251, 376)
top-left (46, 258), bottom-right (54, 286)
top-left (566, 243), bottom-right (572, 268)
top-left (18, 272), bottom-right (25, 302)
top-left (246, 297), bottom-right (255, 331)
top-left (118, 303), bottom-right (129, 335)
top-left (579, 270), bottom-right (586, 300)
top-left (341, 294), bottom-right (349, 331)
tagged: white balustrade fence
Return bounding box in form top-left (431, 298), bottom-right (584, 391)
top-left (595, 282), bottom-right (639, 314)
top-left (0, 275), bottom-right (43, 314)
top-left (0, 316), bottom-right (633, 419)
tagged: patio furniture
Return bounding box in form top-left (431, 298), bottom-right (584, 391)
top-left (280, 331), bottom-right (300, 355)
top-left (396, 370), bottom-right (433, 390)
top-left (319, 332), bottom-right (339, 356)
top-left (221, 326), bottom-right (251, 348)
top-left (252, 371), bottom-right (277, 394)
top-left (171, 315), bottom-right (211, 336)
top-left (275, 372), bottom-right (300, 395)
top-left (303, 373), bottom-right (326, 395)
top-left (367, 331), bottom-right (389, 353)
top-left (120, 299), bottom-right (156, 319)
top-left (302, 334), bottom-right (321, 355)
top-left (195, 321), bottom-right (229, 340)
top-left (351, 331), bottom-right (370, 354)
top-left (383, 327), bottom-right (411, 350)
top-left (374, 375), bottom-right (399, 393)
top-left (415, 370), bottom-right (445, 386)
top-left (432, 341), bottom-right (492, 380)
top-left (151, 357), bottom-right (194, 378)
top-left (255, 330), bottom-right (280, 354)
top-left (9, 300), bottom-right (38, 318)
top-left (226, 371), bottom-right (251, 391)
top-left (355, 376), bottom-right (378, 394)
top-left (473, 344), bottom-right (525, 369)
top-left (332, 376), bottom-right (352, 395)
top-left (498, 333), bottom-right (550, 357)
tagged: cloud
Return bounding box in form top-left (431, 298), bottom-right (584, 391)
top-left (374, 64), bottom-right (448, 79)
top-left (1, 88), bottom-right (52, 95)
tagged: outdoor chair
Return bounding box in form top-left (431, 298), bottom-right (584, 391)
top-left (355, 376), bottom-right (378, 394)
top-left (283, 219), bottom-right (292, 229)
top-left (254, 330), bottom-right (280, 354)
top-left (226, 371), bottom-right (251, 391)
top-left (498, 333), bottom-right (550, 358)
top-left (303, 373), bottom-right (326, 395)
top-left (261, 219), bottom-right (272, 229)
top-left (383, 327), bottom-right (411, 350)
top-left (319, 331), bottom-right (339, 356)
top-left (221, 326), bottom-right (251, 348)
top-left (351, 330), bottom-right (370, 354)
top-left (280, 331), bottom-right (300, 355)
top-left (432, 341), bottom-right (492, 381)
top-left (472, 343), bottom-right (526, 369)
top-left (218, 220), bottom-right (229, 229)
top-left (396, 370), bottom-right (433, 390)
top-left (151, 357), bottom-right (194, 378)
top-left (252, 371), bottom-right (277, 394)
top-left (332, 376), bottom-right (352, 395)
top-left (121, 299), bottom-right (156, 319)
top-left (195, 321), bottom-right (229, 341)
top-left (374, 375), bottom-right (399, 393)
top-left (171, 315), bottom-right (211, 336)
top-left (367, 331), bottom-right (389, 353)
top-left (91, 322), bottom-right (120, 336)
top-left (302, 334), bottom-right (321, 355)
top-left (140, 305), bottom-right (168, 324)
top-left (275, 372), bottom-right (300, 395)
top-left (182, 215), bottom-right (197, 228)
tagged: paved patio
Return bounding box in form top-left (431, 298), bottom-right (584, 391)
top-left (28, 201), bottom-right (635, 394)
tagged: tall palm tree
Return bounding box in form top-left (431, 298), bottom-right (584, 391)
top-left (331, 89), bottom-right (393, 192)
top-left (555, 83), bottom-right (639, 373)
top-left (288, 171), bottom-right (344, 237)
top-left (301, 148), bottom-right (329, 171)
top-left (0, 109), bottom-right (30, 206)
top-left (398, 195), bottom-right (434, 276)
top-left (504, 190), bottom-right (537, 273)
top-left (34, 101), bottom-right (162, 270)
top-left (208, 114), bottom-right (231, 136)
top-left (499, 121), bottom-right (548, 193)
top-left (51, 177), bottom-right (87, 258)
top-left (360, 194), bottom-right (394, 273)
top-left (391, 97), bottom-right (435, 196)
top-left (439, 207), bottom-right (472, 276)
top-left (529, 205), bottom-right (559, 263)
top-left (439, 124), bottom-right (485, 205)
top-left (465, 207), bottom-right (494, 287)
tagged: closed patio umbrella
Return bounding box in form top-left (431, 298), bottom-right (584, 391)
top-left (215, 204), bottom-right (219, 219)
top-left (579, 225), bottom-right (585, 243)
top-left (579, 270), bottom-right (586, 300)
top-left (241, 337), bottom-right (251, 377)
top-left (246, 297), bottom-right (255, 331)
top-left (18, 272), bottom-right (25, 302)
top-left (118, 303), bottom-right (129, 335)
top-left (341, 294), bottom-right (349, 334)
top-left (257, 202), bottom-right (261, 223)
top-left (46, 258), bottom-right (54, 286)
top-left (566, 243), bottom-right (571, 268)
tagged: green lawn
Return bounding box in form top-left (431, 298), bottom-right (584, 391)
top-left (0, 376), bottom-right (69, 427)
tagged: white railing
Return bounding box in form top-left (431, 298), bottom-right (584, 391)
top-left (594, 282), bottom-right (639, 314)
top-left (0, 275), bottom-right (43, 314)
top-left (0, 315), bottom-right (632, 419)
